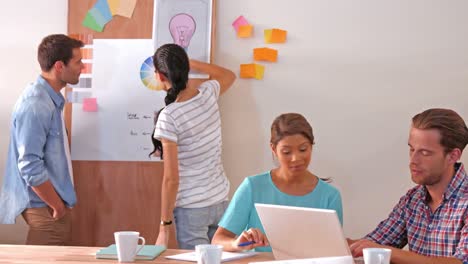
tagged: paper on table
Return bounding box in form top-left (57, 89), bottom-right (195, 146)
top-left (249, 256), bottom-right (354, 264)
top-left (264, 28), bottom-right (287, 44)
top-left (232, 15), bottom-right (249, 31)
top-left (166, 251), bottom-right (258, 262)
top-left (253, 47), bottom-right (278, 62)
top-left (116, 0), bottom-right (137, 18)
top-left (238, 25), bottom-right (253, 38)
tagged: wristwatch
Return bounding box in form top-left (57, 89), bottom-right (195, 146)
top-left (160, 219), bottom-right (173, 226)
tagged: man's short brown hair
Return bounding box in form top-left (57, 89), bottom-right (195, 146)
top-left (412, 108), bottom-right (468, 153)
top-left (37, 34), bottom-right (84, 72)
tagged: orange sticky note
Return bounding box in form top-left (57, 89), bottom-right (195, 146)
top-left (264, 28), bottom-right (287, 43)
top-left (83, 97), bottom-right (98, 112)
top-left (237, 25), bottom-right (253, 38)
top-left (253, 47), bottom-right (278, 62)
top-left (240, 64), bottom-right (256, 78)
top-left (240, 64), bottom-right (265, 80)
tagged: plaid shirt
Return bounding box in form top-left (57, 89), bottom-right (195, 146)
top-left (366, 163), bottom-right (468, 263)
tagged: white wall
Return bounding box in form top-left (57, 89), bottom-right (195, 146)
top-left (0, 0), bottom-right (67, 244)
top-left (216, 0), bottom-right (468, 238)
top-left (1, 0), bottom-right (468, 244)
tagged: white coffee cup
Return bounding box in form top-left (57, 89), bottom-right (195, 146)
top-left (195, 244), bottom-right (223, 264)
top-left (363, 248), bottom-right (391, 264)
top-left (114, 231), bottom-right (145, 263)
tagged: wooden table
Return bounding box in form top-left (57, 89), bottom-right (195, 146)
top-left (0, 245), bottom-right (274, 263)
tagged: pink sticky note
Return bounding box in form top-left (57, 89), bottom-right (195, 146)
top-left (232, 15), bottom-right (249, 32)
top-left (83, 97), bottom-right (98, 112)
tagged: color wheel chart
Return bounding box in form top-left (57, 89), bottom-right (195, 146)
top-left (140, 56), bottom-right (161, 90)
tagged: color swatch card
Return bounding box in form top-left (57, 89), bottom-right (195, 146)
top-left (115, 0), bottom-right (137, 18)
top-left (82, 0), bottom-right (137, 32)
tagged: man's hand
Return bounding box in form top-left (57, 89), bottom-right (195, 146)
top-left (50, 203), bottom-right (66, 220)
top-left (349, 239), bottom-right (388, 257)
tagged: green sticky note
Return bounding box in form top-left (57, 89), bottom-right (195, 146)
top-left (82, 12), bottom-right (104, 32)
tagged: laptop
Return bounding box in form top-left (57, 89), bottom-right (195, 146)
top-left (255, 203), bottom-right (362, 263)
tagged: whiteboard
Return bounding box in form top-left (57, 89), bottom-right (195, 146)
top-left (71, 39), bottom-right (165, 161)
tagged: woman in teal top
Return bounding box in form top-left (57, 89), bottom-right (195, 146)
top-left (212, 113), bottom-right (343, 252)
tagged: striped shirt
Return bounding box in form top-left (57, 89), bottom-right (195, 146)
top-left (366, 163), bottom-right (468, 263)
top-left (154, 80), bottom-right (229, 208)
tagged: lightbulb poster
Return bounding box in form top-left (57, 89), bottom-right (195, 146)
top-left (153, 0), bottom-right (213, 78)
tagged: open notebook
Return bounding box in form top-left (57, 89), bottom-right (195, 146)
top-left (166, 251), bottom-right (257, 262)
top-left (96, 244), bottom-right (166, 260)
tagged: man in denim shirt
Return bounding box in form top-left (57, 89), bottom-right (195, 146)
top-left (0, 34), bottom-right (84, 245)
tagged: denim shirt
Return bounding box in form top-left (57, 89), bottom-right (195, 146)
top-left (0, 76), bottom-right (76, 224)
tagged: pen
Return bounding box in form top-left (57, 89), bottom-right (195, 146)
top-left (238, 241), bottom-right (256, 247)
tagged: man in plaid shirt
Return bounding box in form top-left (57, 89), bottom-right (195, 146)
top-left (349, 108), bottom-right (468, 264)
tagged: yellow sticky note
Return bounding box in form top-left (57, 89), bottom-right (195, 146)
top-left (237, 25), bottom-right (253, 38)
top-left (264, 28), bottom-right (287, 43)
top-left (253, 47), bottom-right (278, 62)
top-left (108, 0), bottom-right (120, 15)
top-left (240, 64), bottom-right (265, 80)
top-left (116, 0), bottom-right (137, 18)
top-left (254, 64), bottom-right (265, 80)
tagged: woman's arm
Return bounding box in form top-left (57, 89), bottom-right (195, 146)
top-left (212, 227), bottom-right (268, 252)
top-left (189, 60), bottom-right (236, 95)
top-left (155, 139), bottom-right (179, 247)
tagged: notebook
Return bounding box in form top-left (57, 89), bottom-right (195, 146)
top-left (166, 251), bottom-right (257, 262)
top-left (96, 244), bottom-right (166, 260)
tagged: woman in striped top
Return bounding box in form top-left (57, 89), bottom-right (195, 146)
top-left (151, 44), bottom-right (236, 249)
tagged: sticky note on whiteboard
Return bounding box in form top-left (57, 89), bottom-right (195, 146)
top-left (232, 15), bottom-right (249, 31)
top-left (264, 28), bottom-right (287, 43)
top-left (240, 63), bottom-right (265, 80)
top-left (238, 25), bottom-right (253, 38)
top-left (253, 47), bottom-right (278, 62)
top-left (83, 97), bottom-right (98, 112)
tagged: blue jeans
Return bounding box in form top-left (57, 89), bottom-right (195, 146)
top-left (174, 201), bottom-right (228, 249)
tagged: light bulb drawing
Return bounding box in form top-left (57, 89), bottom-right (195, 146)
top-left (169, 13), bottom-right (196, 50)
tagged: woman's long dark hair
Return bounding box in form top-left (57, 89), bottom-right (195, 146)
top-left (149, 44), bottom-right (190, 159)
